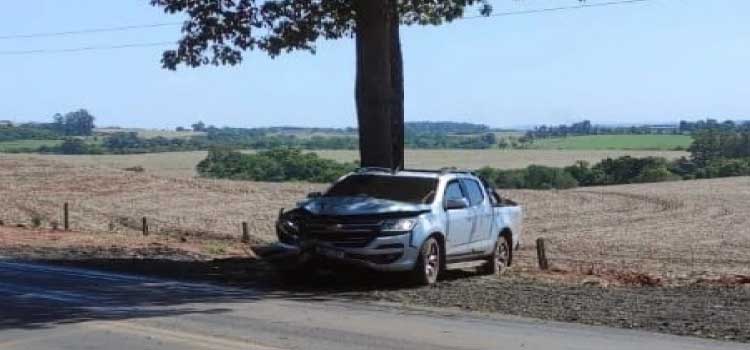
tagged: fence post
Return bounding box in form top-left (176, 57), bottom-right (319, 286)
top-left (536, 238), bottom-right (549, 270)
top-left (63, 202), bottom-right (69, 231)
top-left (142, 217), bottom-right (149, 236)
top-left (241, 222), bottom-right (250, 243)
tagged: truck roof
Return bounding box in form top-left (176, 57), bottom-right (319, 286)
top-left (353, 167), bottom-right (476, 179)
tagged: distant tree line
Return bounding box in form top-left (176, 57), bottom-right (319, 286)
top-left (3, 118), bottom-right (506, 154)
top-left (405, 132), bottom-right (497, 149)
top-left (678, 119), bottom-right (750, 133)
top-left (524, 119), bottom-right (750, 142)
top-left (0, 109), bottom-right (96, 143)
top-left (179, 121), bottom-right (491, 136)
top-left (52, 110), bottom-right (96, 136)
top-left (404, 121), bottom-right (491, 134)
top-left (0, 127), bottom-right (59, 142)
top-left (193, 125), bottom-right (750, 187)
top-left (480, 127), bottom-right (750, 190)
top-left (523, 120), bottom-right (683, 141)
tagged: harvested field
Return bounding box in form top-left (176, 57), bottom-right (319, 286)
top-left (0, 156), bottom-right (320, 242)
top-left (508, 179), bottom-right (750, 283)
top-left (1, 155), bottom-right (748, 283)
top-left (9, 149), bottom-right (689, 178)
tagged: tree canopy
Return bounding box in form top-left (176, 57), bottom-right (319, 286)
top-left (150, 0), bottom-right (492, 69)
top-left (151, 0), bottom-right (497, 169)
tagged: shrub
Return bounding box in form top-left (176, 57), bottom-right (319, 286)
top-left (696, 158), bottom-right (750, 178)
top-left (633, 165), bottom-right (680, 183)
top-left (524, 165), bottom-right (578, 189)
top-left (30, 213), bottom-right (43, 228)
top-left (494, 169), bottom-right (528, 189)
top-left (481, 165), bottom-right (577, 190)
top-left (197, 147), bottom-right (355, 183)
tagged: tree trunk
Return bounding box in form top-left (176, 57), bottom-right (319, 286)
top-left (354, 0), bottom-right (404, 170)
top-left (389, 0), bottom-right (405, 170)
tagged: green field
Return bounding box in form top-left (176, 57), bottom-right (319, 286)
top-left (529, 135), bottom-right (692, 151)
top-left (0, 139), bottom-right (62, 152)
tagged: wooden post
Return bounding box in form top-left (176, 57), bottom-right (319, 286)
top-left (63, 202), bottom-right (69, 231)
top-left (536, 238), bottom-right (549, 271)
top-left (241, 222), bottom-right (250, 243)
top-left (142, 217), bottom-right (149, 236)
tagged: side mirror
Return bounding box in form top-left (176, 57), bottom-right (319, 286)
top-left (445, 198), bottom-right (469, 210)
top-left (307, 192), bottom-right (322, 199)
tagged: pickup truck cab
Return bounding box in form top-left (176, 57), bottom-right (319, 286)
top-left (276, 168), bottom-right (524, 285)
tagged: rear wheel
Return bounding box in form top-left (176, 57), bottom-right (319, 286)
top-left (412, 237), bottom-right (441, 285)
top-left (481, 235), bottom-right (511, 276)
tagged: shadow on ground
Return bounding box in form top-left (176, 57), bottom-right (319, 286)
top-left (2, 247), bottom-right (750, 343)
top-left (0, 248), bottom-right (478, 331)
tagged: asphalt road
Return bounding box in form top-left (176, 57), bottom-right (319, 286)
top-left (0, 260), bottom-right (746, 350)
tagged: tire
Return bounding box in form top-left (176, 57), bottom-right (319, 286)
top-left (480, 234), bottom-right (511, 276)
top-left (412, 237), bottom-right (441, 285)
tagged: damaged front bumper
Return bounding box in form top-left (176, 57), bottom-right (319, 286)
top-left (275, 233), bottom-right (419, 272)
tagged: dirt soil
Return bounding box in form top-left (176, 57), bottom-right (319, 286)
top-left (0, 225), bottom-right (255, 261)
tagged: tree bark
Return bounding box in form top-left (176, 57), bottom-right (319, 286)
top-left (354, 0), bottom-right (404, 170)
top-left (389, 0), bottom-right (405, 170)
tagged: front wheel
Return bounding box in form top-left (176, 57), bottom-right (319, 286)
top-left (412, 237), bottom-right (441, 285)
top-left (480, 235), bottom-right (511, 276)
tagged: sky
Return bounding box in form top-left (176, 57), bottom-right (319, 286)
top-left (0, 0), bottom-right (748, 129)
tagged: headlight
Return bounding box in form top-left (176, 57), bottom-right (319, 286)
top-left (279, 219), bottom-right (299, 233)
top-left (381, 218), bottom-right (417, 233)
top-left (277, 218), bottom-right (300, 244)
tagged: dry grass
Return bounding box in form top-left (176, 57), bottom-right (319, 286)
top-left (1, 155), bottom-right (747, 282)
top-left (11, 149), bottom-right (688, 178)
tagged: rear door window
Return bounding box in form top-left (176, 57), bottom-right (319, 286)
top-left (461, 179), bottom-right (485, 207)
top-left (444, 181), bottom-right (465, 201)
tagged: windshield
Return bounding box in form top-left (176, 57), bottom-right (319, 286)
top-left (325, 174), bottom-right (438, 204)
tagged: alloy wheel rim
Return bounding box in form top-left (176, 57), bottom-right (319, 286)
top-left (425, 241), bottom-right (439, 281)
top-left (495, 240), bottom-right (508, 272)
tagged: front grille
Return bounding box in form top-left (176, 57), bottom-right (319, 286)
top-left (304, 217), bottom-right (382, 248)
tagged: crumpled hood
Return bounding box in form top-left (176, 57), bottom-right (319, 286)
top-left (300, 196), bottom-right (430, 217)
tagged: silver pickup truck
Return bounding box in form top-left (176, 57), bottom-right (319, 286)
top-left (276, 168), bottom-right (524, 285)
